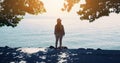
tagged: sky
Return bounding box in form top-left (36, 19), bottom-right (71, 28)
top-left (38, 0), bottom-right (80, 17)
top-left (24, 0), bottom-right (120, 27)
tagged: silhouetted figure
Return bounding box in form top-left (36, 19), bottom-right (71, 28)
top-left (54, 18), bottom-right (65, 49)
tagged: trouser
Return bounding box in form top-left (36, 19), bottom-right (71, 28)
top-left (55, 35), bottom-right (63, 48)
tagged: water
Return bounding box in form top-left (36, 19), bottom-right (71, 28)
top-left (0, 14), bottom-right (120, 50)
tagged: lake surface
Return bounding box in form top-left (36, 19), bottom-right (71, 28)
top-left (0, 15), bottom-right (120, 50)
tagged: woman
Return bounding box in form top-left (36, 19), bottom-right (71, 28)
top-left (54, 18), bottom-right (65, 49)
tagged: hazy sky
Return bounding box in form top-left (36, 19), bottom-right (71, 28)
top-left (25, 0), bottom-right (120, 27)
top-left (39, 0), bottom-right (80, 17)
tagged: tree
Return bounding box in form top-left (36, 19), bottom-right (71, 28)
top-left (0, 0), bottom-right (120, 27)
top-left (63, 0), bottom-right (120, 22)
top-left (62, 0), bottom-right (80, 12)
top-left (0, 0), bottom-right (46, 27)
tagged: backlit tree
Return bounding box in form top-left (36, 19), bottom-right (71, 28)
top-left (0, 0), bottom-right (46, 27)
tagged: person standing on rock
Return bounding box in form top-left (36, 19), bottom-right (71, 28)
top-left (54, 18), bottom-right (65, 49)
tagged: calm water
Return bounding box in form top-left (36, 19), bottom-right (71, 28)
top-left (0, 15), bottom-right (120, 50)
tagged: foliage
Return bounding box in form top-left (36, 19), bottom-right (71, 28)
top-left (62, 0), bottom-right (80, 12)
top-left (0, 0), bottom-right (120, 27)
top-left (63, 0), bottom-right (120, 22)
top-left (78, 0), bottom-right (120, 22)
top-left (0, 0), bottom-right (46, 27)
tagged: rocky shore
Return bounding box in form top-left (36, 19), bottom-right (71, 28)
top-left (0, 46), bottom-right (120, 63)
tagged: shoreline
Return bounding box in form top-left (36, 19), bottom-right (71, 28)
top-left (0, 46), bottom-right (120, 63)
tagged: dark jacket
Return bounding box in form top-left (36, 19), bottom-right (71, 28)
top-left (54, 24), bottom-right (65, 36)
